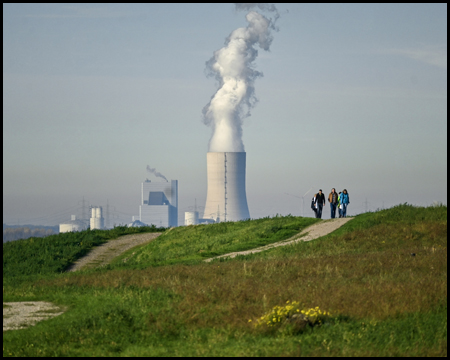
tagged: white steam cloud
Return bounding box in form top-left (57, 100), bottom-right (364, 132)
top-left (202, 3), bottom-right (279, 152)
top-left (146, 166), bottom-right (168, 182)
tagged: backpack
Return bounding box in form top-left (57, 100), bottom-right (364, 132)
top-left (311, 196), bottom-right (317, 212)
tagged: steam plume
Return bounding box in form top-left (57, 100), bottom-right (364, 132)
top-left (146, 166), bottom-right (168, 182)
top-left (202, 3), bottom-right (279, 152)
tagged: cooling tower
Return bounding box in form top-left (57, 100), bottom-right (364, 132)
top-left (203, 152), bottom-right (250, 222)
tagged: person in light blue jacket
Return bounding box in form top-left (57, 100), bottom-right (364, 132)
top-left (341, 189), bottom-right (350, 217)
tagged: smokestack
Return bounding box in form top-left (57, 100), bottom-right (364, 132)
top-left (203, 152), bottom-right (250, 222)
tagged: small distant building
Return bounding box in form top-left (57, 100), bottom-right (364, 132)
top-left (127, 220), bottom-right (147, 228)
top-left (59, 215), bottom-right (88, 233)
top-left (185, 211), bottom-right (199, 226)
top-left (138, 179), bottom-right (178, 227)
top-left (90, 206), bottom-right (104, 230)
top-left (198, 218), bottom-right (215, 225)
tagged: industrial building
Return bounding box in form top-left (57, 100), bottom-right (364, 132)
top-left (184, 211), bottom-right (199, 225)
top-left (203, 152), bottom-right (250, 222)
top-left (90, 206), bottom-right (104, 230)
top-left (127, 219), bottom-right (147, 227)
top-left (59, 215), bottom-right (88, 233)
top-left (138, 179), bottom-right (178, 227)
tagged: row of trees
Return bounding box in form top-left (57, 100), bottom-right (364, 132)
top-left (3, 227), bottom-right (56, 242)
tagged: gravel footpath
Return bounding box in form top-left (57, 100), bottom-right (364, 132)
top-left (66, 232), bottom-right (162, 272)
top-left (3, 302), bottom-right (66, 332)
top-left (204, 217), bottom-right (353, 262)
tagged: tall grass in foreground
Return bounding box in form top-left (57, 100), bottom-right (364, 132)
top-left (3, 205), bottom-right (447, 356)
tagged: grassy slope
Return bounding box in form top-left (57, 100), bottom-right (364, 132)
top-left (3, 225), bottom-right (165, 277)
top-left (107, 215), bottom-right (319, 268)
top-left (2, 205), bottom-right (447, 357)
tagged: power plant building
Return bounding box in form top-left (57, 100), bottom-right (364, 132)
top-left (185, 211), bottom-right (199, 226)
top-left (203, 152), bottom-right (250, 222)
top-left (59, 215), bottom-right (88, 233)
top-left (139, 180), bottom-right (178, 227)
top-left (90, 206), bottom-right (104, 230)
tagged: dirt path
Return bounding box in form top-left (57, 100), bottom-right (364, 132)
top-left (4, 233), bottom-right (162, 331)
top-left (66, 232), bottom-right (162, 272)
top-left (204, 217), bottom-right (353, 262)
top-left (3, 302), bottom-right (66, 332)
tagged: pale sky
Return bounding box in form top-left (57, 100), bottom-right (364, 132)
top-left (3, 3), bottom-right (447, 226)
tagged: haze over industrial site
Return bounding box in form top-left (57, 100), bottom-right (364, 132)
top-left (3, 3), bottom-right (447, 228)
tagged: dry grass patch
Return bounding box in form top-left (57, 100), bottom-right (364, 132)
top-left (40, 242), bottom-right (446, 329)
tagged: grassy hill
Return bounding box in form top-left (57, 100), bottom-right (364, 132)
top-left (3, 225), bottom-right (165, 277)
top-left (3, 205), bottom-right (447, 356)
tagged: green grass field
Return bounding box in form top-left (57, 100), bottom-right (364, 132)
top-left (3, 204), bottom-right (447, 356)
top-left (3, 225), bottom-right (165, 277)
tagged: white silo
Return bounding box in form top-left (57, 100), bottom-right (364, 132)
top-left (203, 152), bottom-right (250, 222)
top-left (90, 206), bottom-right (104, 230)
top-left (185, 211), bottom-right (199, 226)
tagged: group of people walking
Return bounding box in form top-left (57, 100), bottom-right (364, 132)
top-left (311, 188), bottom-right (350, 219)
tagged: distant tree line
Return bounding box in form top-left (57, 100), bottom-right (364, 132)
top-left (3, 227), bottom-right (56, 242)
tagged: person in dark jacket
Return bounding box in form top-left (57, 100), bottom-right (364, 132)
top-left (328, 188), bottom-right (339, 219)
top-left (314, 189), bottom-right (326, 219)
